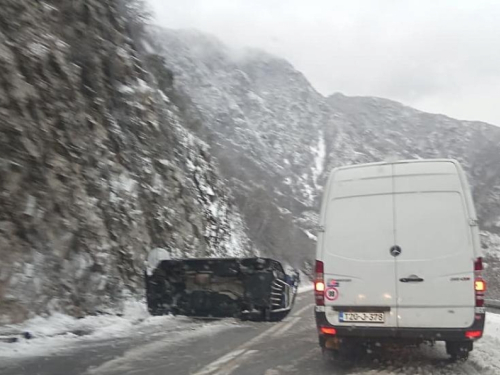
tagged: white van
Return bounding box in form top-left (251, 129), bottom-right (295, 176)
top-left (314, 159), bottom-right (486, 360)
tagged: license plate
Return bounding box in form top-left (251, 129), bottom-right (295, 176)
top-left (339, 312), bottom-right (385, 323)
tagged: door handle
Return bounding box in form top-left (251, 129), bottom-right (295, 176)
top-left (400, 277), bottom-right (424, 283)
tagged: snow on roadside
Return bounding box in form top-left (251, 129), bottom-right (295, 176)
top-left (0, 300), bottom-right (180, 359)
top-left (484, 312), bottom-right (500, 339)
top-left (469, 313), bottom-right (500, 373)
top-left (0, 300), bottom-right (150, 338)
top-left (297, 271), bottom-right (314, 294)
top-left (85, 321), bottom-right (238, 375)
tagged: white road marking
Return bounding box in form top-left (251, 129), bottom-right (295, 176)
top-left (272, 317), bottom-right (301, 337)
top-left (192, 349), bottom-right (258, 375)
top-left (213, 350), bottom-right (258, 375)
top-left (237, 303), bottom-right (313, 347)
top-left (192, 349), bottom-right (248, 375)
top-left (292, 303), bottom-right (313, 317)
top-left (193, 302), bottom-right (314, 374)
top-left (242, 322), bottom-right (283, 348)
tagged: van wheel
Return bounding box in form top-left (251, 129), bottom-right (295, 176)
top-left (446, 341), bottom-right (472, 361)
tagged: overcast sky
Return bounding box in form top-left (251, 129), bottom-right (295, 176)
top-left (147, 0), bottom-right (500, 126)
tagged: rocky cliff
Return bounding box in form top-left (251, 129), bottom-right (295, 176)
top-left (0, 1), bottom-right (253, 323)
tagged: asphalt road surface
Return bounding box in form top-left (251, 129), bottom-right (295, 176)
top-left (2, 292), bottom-right (500, 375)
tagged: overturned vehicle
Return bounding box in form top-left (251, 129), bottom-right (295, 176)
top-left (145, 251), bottom-right (299, 321)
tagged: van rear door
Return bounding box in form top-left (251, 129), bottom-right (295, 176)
top-left (321, 164), bottom-right (399, 328)
top-left (393, 162), bottom-right (475, 328)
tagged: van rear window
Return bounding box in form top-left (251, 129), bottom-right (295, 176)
top-left (324, 194), bottom-right (395, 261)
top-left (323, 192), bottom-right (471, 261)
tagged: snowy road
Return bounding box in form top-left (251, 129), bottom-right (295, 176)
top-left (2, 293), bottom-right (500, 375)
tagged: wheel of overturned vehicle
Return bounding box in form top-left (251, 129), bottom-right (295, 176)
top-left (446, 341), bottom-right (471, 361)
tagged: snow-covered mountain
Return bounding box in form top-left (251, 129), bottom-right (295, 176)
top-left (327, 93), bottom-right (500, 232)
top-left (145, 27), bottom-right (500, 269)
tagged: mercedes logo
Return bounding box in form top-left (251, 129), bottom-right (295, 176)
top-left (390, 245), bottom-right (402, 257)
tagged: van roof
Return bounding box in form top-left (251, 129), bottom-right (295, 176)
top-left (332, 158), bottom-right (461, 172)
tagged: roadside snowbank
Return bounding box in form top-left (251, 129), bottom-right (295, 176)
top-left (469, 313), bottom-right (500, 373)
top-left (297, 271), bottom-right (314, 294)
top-left (484, 312), bottom-right (500, 340)
top-left (0, 300), bottom-right (153, 341)
top-left (0, 300), bottom-right (181, 359)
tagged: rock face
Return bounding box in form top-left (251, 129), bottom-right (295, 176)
top-left (0, 1), bottom-right (253, 323)
top-left (145, 27), bottom-right (500, 293)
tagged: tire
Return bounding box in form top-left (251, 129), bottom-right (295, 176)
top-left (446, 341), bottom-right (472, 361)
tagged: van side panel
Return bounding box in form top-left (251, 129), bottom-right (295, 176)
top-left (455, 163), bottom-right (482, 258)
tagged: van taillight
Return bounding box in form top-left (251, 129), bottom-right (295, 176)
top-left (320, 327), bottom-right (337, 335)
top-left (474, 258), bottom-right (483, 271)
top-left (474, 258), bottom-right (486, 308)
top-left (475, 280), bottom-right (486, 292)
top-left (465, 330), bottom-right (482, 339)
top-left (315, 260), bottom-right (325, 306)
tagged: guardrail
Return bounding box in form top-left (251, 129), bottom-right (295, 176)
top-left (485, 299), bottom-right (500, 309)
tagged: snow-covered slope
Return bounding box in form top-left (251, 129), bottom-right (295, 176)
top-left (144, 28), bottom-right (330, 264)
top-left (145, 27), bottom-right (500, 280)
top-left (145, 29), bottom-right (327, 206)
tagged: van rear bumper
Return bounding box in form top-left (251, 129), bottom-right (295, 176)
top-left (315, 310), bottom-right (485, 342)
